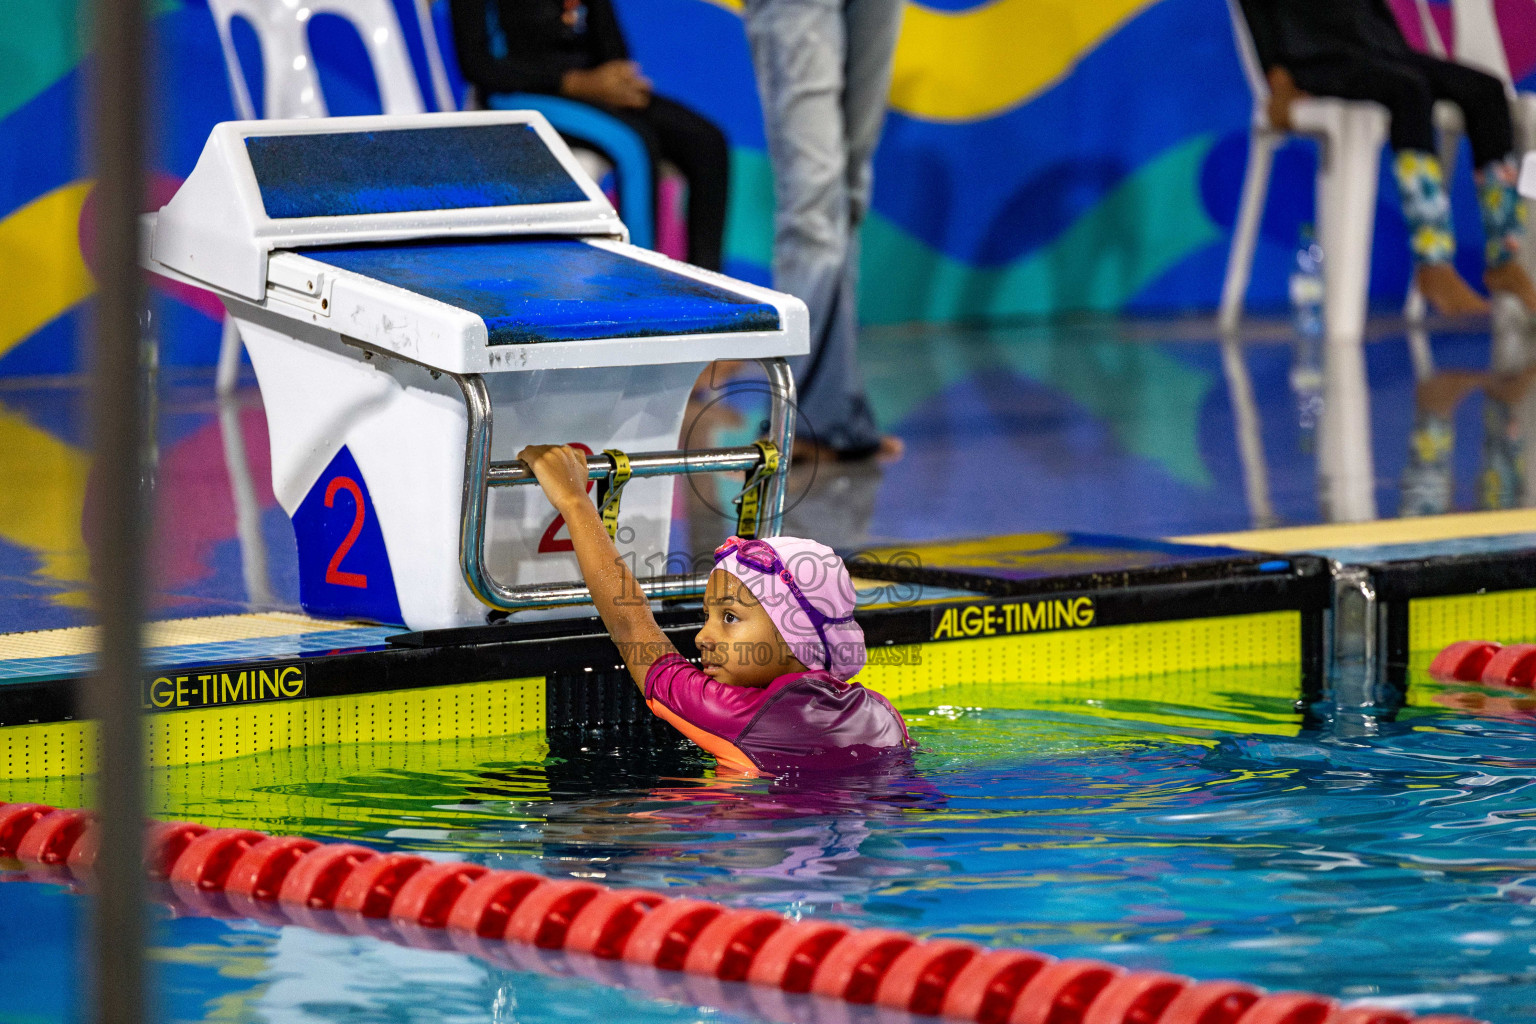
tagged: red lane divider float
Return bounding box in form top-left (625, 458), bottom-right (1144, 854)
top-left (1429, 640), bottom-right (1536, 687)
top-left (14, 809), bottom-right (91, 867)
top-left (0, 804), bottom-right (1487, 1024)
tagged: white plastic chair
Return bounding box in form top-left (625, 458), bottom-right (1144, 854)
top-left (206, 0), bottom-right (439, 394)
top-left (412, 0), bottom-right (459, 114)
top-left (1220, 0), bottom-right (1387, 520)
top-left (207, 0), bottom-right (428, 121)
top-left (1219, 0), bottom-right (1393, 343)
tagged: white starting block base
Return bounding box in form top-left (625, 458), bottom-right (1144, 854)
top-left (239, 307), bottom-right (702, 630)
top-left (147, 112), bottom-right (807, 631)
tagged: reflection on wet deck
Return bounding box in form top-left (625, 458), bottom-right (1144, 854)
top-left (0, 311), bottom-right (1531, 633)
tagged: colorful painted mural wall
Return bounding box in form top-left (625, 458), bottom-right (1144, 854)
top-left (5, 0), bottom-right (1536, 378)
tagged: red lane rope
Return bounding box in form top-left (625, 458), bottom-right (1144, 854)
top-left (0, 804), bottom-right (1486, 1024)
top-left (1429, 640), bottom-right (1536, 687)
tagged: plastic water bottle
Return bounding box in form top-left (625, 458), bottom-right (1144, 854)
top-left (1289, 224), bottom-right (1325, 452)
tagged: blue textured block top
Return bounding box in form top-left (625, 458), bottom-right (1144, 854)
top-left (246, 124), bottom-right (587, 219)
top-left (301, 238), bottom-right (781, 345)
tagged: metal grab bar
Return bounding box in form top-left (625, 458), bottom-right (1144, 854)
top-left (475, 570), bottom-right (715, 609)
top-left (451, 357), bottom-right (797, 612)
top-left (487, 445), bottom-right (775, 487)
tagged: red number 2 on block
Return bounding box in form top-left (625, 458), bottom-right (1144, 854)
top-left (324, 476), bottom-right (369, 588)
top-left (537, 443), bottom-right (595, 554)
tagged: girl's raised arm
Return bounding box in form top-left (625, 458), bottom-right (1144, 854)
top-left (519, 444), bottom-right (676, 688)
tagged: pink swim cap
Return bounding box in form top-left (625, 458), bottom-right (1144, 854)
top-left (713, 536), bottom-right (867, 681)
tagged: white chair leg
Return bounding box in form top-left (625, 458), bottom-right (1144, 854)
top-left (215, 314), bottom-right (243, 397)
top-left (1519, 355), bottom-right (1536, 507)
top-left (1404, 113), bottom-right (1462, 323)
top-left (1318, 333), bottom-right (1378, 522)
top-left (1406, 319), bottom-right (1436, 381)
top-left (1219, 132), bottom-right (1279, 335)
top-left (1317, 112), bottom-right (1383, 344)
top-left (1220, 334), bottom-right (1277, 528)
top-left (1490, 293), bottom-right (1529, 373)
top-left (1314, 107), bottom-right (1387, 522)
top-left (218, 388), bottom-right (273, 606)
top-left (1436, 123), bottom-right (1460, 183)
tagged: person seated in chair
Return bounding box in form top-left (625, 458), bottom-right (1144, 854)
top-left (449, 0), bottom-right (729, 272)
top-left (1241, 0), bottom-right (1536, 315)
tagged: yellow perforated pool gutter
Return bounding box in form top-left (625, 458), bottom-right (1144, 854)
top-left (3, 515), bottom-right (1534, 781)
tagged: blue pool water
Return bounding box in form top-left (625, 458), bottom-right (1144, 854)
top-left (4, 676), bottom-right (1535, 1023)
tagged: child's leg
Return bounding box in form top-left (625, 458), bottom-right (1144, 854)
top-left (1476, 155), bottom-right (1536, 313)
top-left (1480, 369), bottom-right (1536, 510)
top-left (1476, 155), bottom-right (1524, 271)
top-left (1399, 370), bottom-right (1483, 517)
top-left (1395, 150), bottom-right (1490, 315)
top-left (1393, 149), bottom-right (1455, 268)
top-left (1400, 410), bottom-right (1455, 517)
top-left (1479, 388), bottom-right (1523, 510)
top-left (1405, 51), bottom-right (1514, 243)
top-left (1405, 52), bottom-right (1535, 311)
top-left (1290, 56), bottom-right (1487, 314)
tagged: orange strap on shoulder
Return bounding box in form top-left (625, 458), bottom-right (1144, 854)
top-left (646, 698), bottom-right (760, 776)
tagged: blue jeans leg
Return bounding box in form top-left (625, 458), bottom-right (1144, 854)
top-left (744, 0), bottom-right (901, 453)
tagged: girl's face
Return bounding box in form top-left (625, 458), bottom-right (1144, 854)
top-left (695, 569), bottom-right (807, 688)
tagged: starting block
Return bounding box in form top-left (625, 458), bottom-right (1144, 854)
top-left (144, 112), bottom-right (807, 629)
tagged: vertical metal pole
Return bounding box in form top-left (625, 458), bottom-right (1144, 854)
top-left (1327, 564), bottom-right (1386, 738)
top-left (87, 0), bottom-right (147, 1020)
top-left (1218, 335), bottom-right (1277, 529)
top-left (451, 371), bottom-right (499, 610)
top-left (757, 358), bottom-right (797, 536)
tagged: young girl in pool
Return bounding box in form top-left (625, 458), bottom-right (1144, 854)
top-left (520, 444), bottom-right (910, 776)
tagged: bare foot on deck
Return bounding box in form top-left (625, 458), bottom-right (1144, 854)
top-left (1484, 262), bottom-right (1536, 315)
top-left (1417, 262), bottom-right (1490, 316)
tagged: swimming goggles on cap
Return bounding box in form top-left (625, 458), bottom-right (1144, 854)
top-left (713, 536), bottom-right (855, 672)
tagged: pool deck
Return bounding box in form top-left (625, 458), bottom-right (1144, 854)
top-left (1186, 511), bottom-right (1536, 676)
top-left (1181, 507), bottom-right (1536, 562)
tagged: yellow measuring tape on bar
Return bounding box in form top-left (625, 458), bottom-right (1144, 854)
top-left (734, 440), bottom-right (780, 539)
top-left (597, 449), bottom-right (632, 540)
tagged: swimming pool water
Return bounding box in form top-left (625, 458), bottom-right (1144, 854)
top-left (3, 668), bottom-right (1535, 1023)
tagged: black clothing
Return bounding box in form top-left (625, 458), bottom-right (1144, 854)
top-left (1239, 0), bottom-right (1410, 68)
top-left (1239, 0), bottom-right (1512, 162)
top-left (448, 0), bottom-right (731, 271)
top-left (449, 0), bottom-right (628, 95)
top-left (1289, 50), bottom-right (1512, 163)
top-left (566, 96), bottom-right (730, 271)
